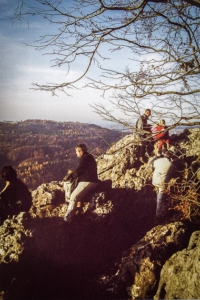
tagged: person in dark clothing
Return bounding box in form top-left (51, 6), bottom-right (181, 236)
top-left (0, 166), bottom-right (32, 224)
top-left (64, 144), bottom-right (99, 223)
top-left (135, 109), bottom-right (152, 164)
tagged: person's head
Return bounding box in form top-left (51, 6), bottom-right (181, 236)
top-left (144, 109), bottom-right (151, 117)
top-left (165, 151), bottom-right (172, 159)
top-left (157, 149), bottom-right (163, 156)
top-left (160, 119), bottom-right (165, 126)
top-left (1, 166), bottom-right (17, 181)
top-left (75, 144), bottom-right (88, 157)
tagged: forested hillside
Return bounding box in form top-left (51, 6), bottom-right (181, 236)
top-left (0, 120), bottom-right (123, 190)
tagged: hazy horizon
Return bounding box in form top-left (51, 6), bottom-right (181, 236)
top-left (0, 1), bottom-right (117, 125)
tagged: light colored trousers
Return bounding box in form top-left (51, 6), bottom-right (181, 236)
top-left (64, 181), bottom-right (98, 222)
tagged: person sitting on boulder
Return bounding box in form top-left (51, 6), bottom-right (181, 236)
top-left (63, 144), bottom-right (99, 223)
top-left (0, 165), bottom-right (32, 224)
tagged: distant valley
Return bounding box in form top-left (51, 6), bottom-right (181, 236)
top-left (0, 120), bottom-right (124, 190)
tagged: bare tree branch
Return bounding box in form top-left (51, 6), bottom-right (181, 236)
top-left (12, 0), bottom-right (200, 126)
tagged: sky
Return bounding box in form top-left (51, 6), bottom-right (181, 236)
top-left (0, 0), bottom-right (117, 126)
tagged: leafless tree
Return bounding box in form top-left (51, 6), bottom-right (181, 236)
top-left (13, 0), bottom-right (200, 127)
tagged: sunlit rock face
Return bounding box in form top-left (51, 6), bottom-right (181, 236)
top-left (30, 181), bottom-right (66, 218)
top-left (102, 222), bottom-right (188, 300)
top-left (0, 213), bottom-right (32, 264)
top-left (97, 129), bottom-right (200, 191)
top-left (97, 134), bottom-right (153, 190)
top-left (154, 230), bottom-right (200, 300)
top-left (30, 180), bottom-right (113, 219)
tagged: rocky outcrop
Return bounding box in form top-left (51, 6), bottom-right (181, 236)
top-left (102, 222), bottom-right (188, 300)
top-left (178, 128), bottom-right (200, 158)
top-left (0, 186), bottom-right (155, 299)
top-left (30, 180), bottom-right (113, 219)
top-left (0, 128), bottom-right (199, 299)
top-left (97, 129), bottom-right (200, 191)
top-left (0, 213), bottom-right (32, 264)
top-left (97, 134), bottom-right (153, 190)
top-left (30, 181), bottom-right (66, 218)
top-left (155, 230), bottom-right (200, 299)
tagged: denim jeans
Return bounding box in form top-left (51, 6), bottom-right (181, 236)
top-left (156, 191), bottom-right (166, 218)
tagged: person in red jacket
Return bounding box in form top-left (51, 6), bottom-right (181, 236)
top-left (64, 144), bottom-right (99, 223)
top-left (151, 119), bottom-right (170, 153)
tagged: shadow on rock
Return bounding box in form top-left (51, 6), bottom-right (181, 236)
top-left (2, 186), bottom-right (156, 300)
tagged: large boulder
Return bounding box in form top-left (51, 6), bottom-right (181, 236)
top-left (29, 180), bottom-right (113, 219)
top-left (103, 222), bottom-right (188, 300)
top-left (154, 230), bottom-right (200, 299)
top-left (30, 181), bottom-right (66, 218)
top-left (97, 133), bottom-right (154, 190)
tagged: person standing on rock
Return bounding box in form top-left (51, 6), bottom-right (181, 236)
top-left (135, 109), bottom-right (152, 164)
top-left (152, 151), bottom-right (174, 220)
top-left (0, 165), bottom-right (32, 224)
top-left (63, 144), bottom-right (99, 223)
top-left (151, 119), bottom-right (170, 154)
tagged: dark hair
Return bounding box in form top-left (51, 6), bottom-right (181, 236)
top-left (165, 151), bottom-right (172, 157)
top-left (75, 144), bottom-right (88, 153)
top-left (1, 165), bottom-right (17, 181)
top-left (160, 119), bottom-right (166, 125)
top-left (157, 149), bottom-right (162, 156)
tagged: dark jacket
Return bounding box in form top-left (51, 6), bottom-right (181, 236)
top-left (136, 114), bottom-right (151, 135)
top-left (70, 152), bottom-right (98, 183)
top-left (0, 178), bottom-right (32, 218)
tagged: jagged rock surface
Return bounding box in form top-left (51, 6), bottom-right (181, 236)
top-left (102, 222), bottom-right (189, 300)
top-left (30, 180), bottom-right (113, 219)
top-left (30, 181), bottom-right (66, 218)
top-left (0, 187), bottom-right (156, 299)
top-left (97, 134), bottom-right (153, 190)
top-left (97, 129), bottom-right (200, 191)
top-left (154, 230), bottom-right (200, 300)
top-left (0, 213), bottom-right (32, 264)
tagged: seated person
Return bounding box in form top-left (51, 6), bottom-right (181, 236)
top-left (64, 144), bottom-right (99, 223)
top-left (0, 166), bottom-right (32, 224)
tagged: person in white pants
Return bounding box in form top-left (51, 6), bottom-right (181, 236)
top-left (64, 144), bottom-right (99, 223)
